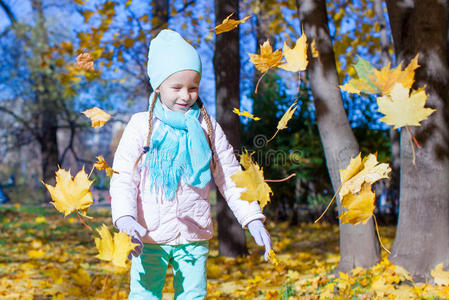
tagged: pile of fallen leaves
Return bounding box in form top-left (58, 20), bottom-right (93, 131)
top-left (1, 205), bottom-right (447, 299)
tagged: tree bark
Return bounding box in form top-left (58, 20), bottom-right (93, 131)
top-left (386, 0), bottom-right (449, 281)
top-left (296, 0), bottom-right (380, 271)
top-left (32, 0), bottom-right (59, 192)
top-left (213, 0), bottom-right (248, 257)
top-left (374, 0), bottom-right (400, 222)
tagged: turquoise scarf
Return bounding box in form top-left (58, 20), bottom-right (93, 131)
top-left (142, 96), bottom-right (212, 200)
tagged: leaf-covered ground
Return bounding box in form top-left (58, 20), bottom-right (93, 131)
top-left (0, 205), bottom-right (447, 299)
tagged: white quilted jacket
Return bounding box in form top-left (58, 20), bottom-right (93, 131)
top-left (110, 112), bottom-right (265, 245)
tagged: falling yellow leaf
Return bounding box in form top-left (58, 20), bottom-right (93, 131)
top-left (377, 83), bottom-right (435, 129)
top-left (214, 13), bottom-right (250, 35)
top-left (339, 153), bottom-right (391, 199)
top-left (267, 101), bottom-right (298, 142)
top-left (82, 107), bottom-right (111, 128)
top-left (279, 34), bottom-right (308, 72)
top-left (249, 40), bottom-right (283, 73)
top-left (95, 224), bottom-right (140, 268)
top-left (277, 101), bottom-right (298, 130)
top-left (311, 39), bottom-right (319, 58)
top-left (233, 108), bottom-right (261, 121)
top-left (431, 263), bottom-right (449, 286)
top-left (340, 54), bottom-right (420, 96)
top-left (42, 167), bottom-right (93, 217)
top-left (94, 155), bottom-right (118, 177)
top-left (231, 150), bottom-right (273, 210)
top-left (75, 52), bottom-right (94, 71)
top-left (339, 183), bottom-right (375, 225)
top-left (374, 54), bottom-right (420, 96)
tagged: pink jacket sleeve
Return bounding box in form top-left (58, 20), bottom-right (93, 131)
top-left (210, 118), bottom-right (266, 228)
top-left (110, 113), bottom-right (147, 226)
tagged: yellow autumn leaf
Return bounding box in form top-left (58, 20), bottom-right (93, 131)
top-left (267, 101), bottom-right (298, 142)
top-left (431, 263), bottom-right (449, 286)
top-left (95, 224), bottom-right (114, 261)
top-left (82, 107), bottom-right (111, 128)
top-left (42, 167), bottom-right (93, 217)
top-left (311, 39), bottom-right (319, 58)
top-left (377, 83), bottom-right (436, 129)
top-left (214, 13), bottom-right (251, 35)
top-left (268, 249), bottom-right (280, 267)
top-left (231, 150), bottom-right (273, 210)
top-left (27, 250), bottom-right (45, 259)
top-left (233, 108), bottom-right (261, 121)
top-left (75, 52), bottom-right (94, 71)
top-left (340, 54), bottom-right (420, 96)
top-left (339, 183), bottom-right (375, 225)
top-left (339, 153), bottom-right (391, 199)
top-left (374, 53), bottom-right (420, 96)
top-left (249, 40), bottom-right (283, 73)
top-left (95, 224), bottom-right (140, 268)
top-left (94, 155), bottom-right (118, 177)
top-left (279, 34), bottom-right (308, 72)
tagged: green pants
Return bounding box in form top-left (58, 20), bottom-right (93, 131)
top-left (129, 241), bottom-right (209, 300)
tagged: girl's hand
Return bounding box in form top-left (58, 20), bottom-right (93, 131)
top-left (247, 219), bottom-right (272, 261)
top-left (115, 215), bottom-right (148, 258)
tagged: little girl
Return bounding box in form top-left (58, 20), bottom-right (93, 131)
top-left (110, 29), bottom-right (271, 299)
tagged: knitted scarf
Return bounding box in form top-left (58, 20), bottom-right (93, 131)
top-left (142, 97), bottom-right (212, 200)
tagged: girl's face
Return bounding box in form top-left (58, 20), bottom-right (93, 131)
top-left (156, 70), bottom-right (201, 113)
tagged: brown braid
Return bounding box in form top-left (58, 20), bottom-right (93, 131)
top-left (132, 94), bottom-right (215, 174)
top-left (197, 97), bottom-right (216, 170)
top-left (132, 92), bottom-right (158, 173)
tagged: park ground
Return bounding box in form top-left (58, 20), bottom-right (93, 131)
top-left (0, 205), bottom-right (448, 299)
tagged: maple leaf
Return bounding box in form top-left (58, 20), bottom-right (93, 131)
top-left (214, 13), bottom-right (250, 35)
top-left (95, 224), bottom-right (140, 268)
top-left (94, 155), bottom-right (118, 177)
top-left (231, 150), bottom-right (273, 210)
top-left (249, 40), bottom-right (283, 73)
top-left (431, 263), bottom-right (449, 286)
top-left (75, 52), bottom-right (94, 71)
top-left (42, 166), bottom-right (93, 217)
top-left (340, 54), bottom-right (420, 96)
top-left (376, 83), bottom-right (435, 130)
top-left (339, 183), bottom-right (375, 225)
top-left (82, 107), bottom-right (111, 128)
top-left (233, 108), bottom-right (261, 121)
top-left (267, 101), bottom-right (298, 142)
top-left (339, 153), bottom-right (391, 199)
top-left (279, 34), bottom-right (308, 72)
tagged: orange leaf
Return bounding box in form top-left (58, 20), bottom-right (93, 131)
top-left (76, 52), bottom-right (94, 71)
top-left (249, 40), bottom-right (283, 73)
top-left (214, 13), bottom-right (250, 35)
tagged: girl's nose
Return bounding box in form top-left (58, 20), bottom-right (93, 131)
top-left (180, 88), bottom-right (189, 100)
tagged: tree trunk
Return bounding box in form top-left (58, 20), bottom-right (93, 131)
top-left (374, 0), bottom-right (400, 222)
top-left (213, 0), bottom-right (248, 257)
top-left (32, 0), bottom-right (59, 196)
top-left (386, 0), bottom-right (449, 281)
top-left (296, 0), bottom-right (380, 271)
